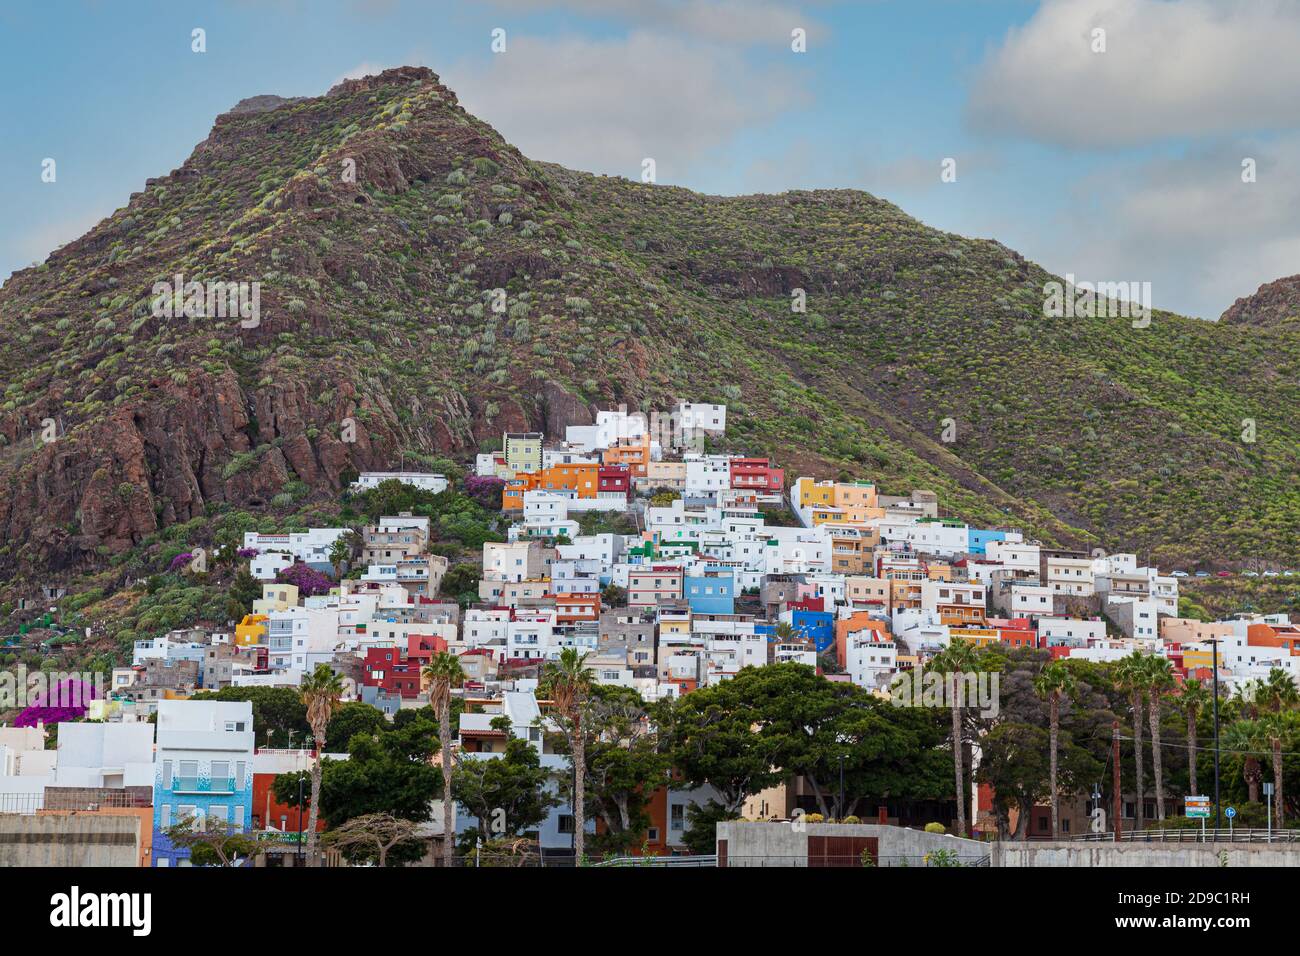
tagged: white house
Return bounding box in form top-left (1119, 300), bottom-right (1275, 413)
top-left (352, 472), bottom-right (448, 494)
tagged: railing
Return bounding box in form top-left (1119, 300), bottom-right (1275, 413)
top-left (594, 854), bottom-right (717, 867)
top-left (719, 854), bottom-right (990, 868)
top-left (1072, 828), bottom-right (1300, 844)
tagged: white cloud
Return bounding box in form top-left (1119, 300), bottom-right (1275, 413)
top-left (1032, 139), bottom-right (1300, 318)
top-left (483, 0), bottom-right (823, 46)
top-left (445, 31), bottom-right (808, 180)
top-left (968, 0), bottom-right (1300, 147)
top-left (332, 60), bottom-right (400, 86)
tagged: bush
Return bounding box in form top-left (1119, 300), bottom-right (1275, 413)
top-left (924, 822), bottom-right (946, 834)
top-left (842, 815), bottom-right (861, 825)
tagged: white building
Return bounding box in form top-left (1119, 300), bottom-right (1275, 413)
top-left (53, 722), bottom-right (155, 791)
top-left (352, 472), bottom-right (448, 494)
top-left (242, 528), bottom-right (347, 567)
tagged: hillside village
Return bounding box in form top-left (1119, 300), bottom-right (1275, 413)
top-left (2, 399), bottom-right (1299, 867)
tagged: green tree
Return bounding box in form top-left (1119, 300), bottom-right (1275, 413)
top-left (422, 651), bottom-right (466, 866)
top-left (1178, 678), bottom-right (1211, 796)
top-left (452, 737), bottom-right (556, 847)
top-left (540, 648), bottom-right (593, 862)
top-left (299, 664), bottom-right (345, 866)
top-left (1115, 651), bottom-right (1148, 828)
top-left (1143, 655), bottom-right (1175, 819)
top-left (929, 639), bottom-right (981, 837)
top-left (1033, 660), bottom-right (1076, 839)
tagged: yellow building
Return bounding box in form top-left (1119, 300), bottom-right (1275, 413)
top-left (795, 477), bottom-right (884, 525)
top-left (253, 583), bottom-right (298, 614)
top-left (234, 613), bottom-right (269, 647)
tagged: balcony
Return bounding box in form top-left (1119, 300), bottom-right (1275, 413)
top-left (171, 776), bottom-right (238, 795)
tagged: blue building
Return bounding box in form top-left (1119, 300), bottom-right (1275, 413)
top-left (790, 610), bottom-right (835, 653)
top-left (152, 699), bottom-right (256, 866)
top-left (967, 528), bottom-right (1007, 556)
top-left (684, 569), bottom-right (735, 615)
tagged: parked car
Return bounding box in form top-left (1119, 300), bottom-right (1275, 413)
top-left (1195, 571), bottom-right (1210, 578)
top-left (1171, 570), bottom-right (1189, 577)
top-left (1216, 571), bottom-right (1233, 577)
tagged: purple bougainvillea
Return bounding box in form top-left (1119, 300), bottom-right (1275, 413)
top-left (276, 561), bottom-right (334, 596)
top-left (15, 677), bottom-right (99, 727)
top-left (236, 547), bottom-right (259, 559)
top-left (465, 475), bottom-right (506, 509)
top-left (168, 552), bottom-right (194, 573)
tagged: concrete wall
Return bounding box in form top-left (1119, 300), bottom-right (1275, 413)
top-left (0, 812), bottom-right (145, 866)
top-left (992, 841), bottom-right (1300, 867)
top-left (716, 821), bottom-right (989, 867)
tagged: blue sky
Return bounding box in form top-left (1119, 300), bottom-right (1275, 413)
top-left (4, 0), bottom-right (1299, 319)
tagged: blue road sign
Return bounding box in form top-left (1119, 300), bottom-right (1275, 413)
top-left (1225, 807), bottom-right (1237, 819)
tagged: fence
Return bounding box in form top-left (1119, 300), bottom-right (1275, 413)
top-left (0, 789), bottom-right (151, 814)
top-left (1072, 828), bottom-right (1300, 844)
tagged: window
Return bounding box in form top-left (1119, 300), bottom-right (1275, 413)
top-left (160, 804), bottom-right (171, 828)
top-left (161, 759), bottom-right (172, 788)
top-left (178, 761), bottom-right (199, 792)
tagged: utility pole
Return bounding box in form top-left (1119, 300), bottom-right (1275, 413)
top-left (296, 776), bottom-right (305, 866)
top-left (1112, 719), bottom-right (1122, 842)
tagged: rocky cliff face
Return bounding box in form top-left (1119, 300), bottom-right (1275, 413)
top-left (0, 66), bottom-right (1297, 580)
top-left (1221, 275), bottom-right (1300, 327)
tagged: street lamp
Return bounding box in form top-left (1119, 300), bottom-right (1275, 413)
top-left (1209, 637), bottom-right (1222, 832)
top-left (296, 776), bottom-right (305, 866)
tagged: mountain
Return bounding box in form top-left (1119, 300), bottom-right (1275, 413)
top-left (1, 65), bottom-right (1298, 591)
top-left (1221, 274), bottom-right (1300, 328)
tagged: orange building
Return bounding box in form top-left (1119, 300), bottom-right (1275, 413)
top-left (602, 434), bottom-right (650, 479)
top-left (555, 593), bottom-right (601, 625)
top-left (834, 612), bottom-right (890, 669)
top-left (502, 463), bottom-right (601, 509)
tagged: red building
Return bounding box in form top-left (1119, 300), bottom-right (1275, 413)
top-left (252, 751), bottom-right (329, 835)
top-left (598, 464), bottom-right (631, 497)
top-left (989, 616), bottom-right (1037, 649)
top-left (361, 645), bottom-right (438, 699)
top-left (729, 457), bottom-right (785, 493)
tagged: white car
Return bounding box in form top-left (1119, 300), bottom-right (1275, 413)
top-left (1171, 570), bottom-right (1189, 577)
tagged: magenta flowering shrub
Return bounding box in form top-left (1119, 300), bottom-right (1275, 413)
top-left (15, 678), bottom-right (99, 727)
top-left (168, 552), bottom-right (194, 573)
top-left (465, 475), bottom-right (506, 510)
top-left (276, 561), bottom-right (333, 596)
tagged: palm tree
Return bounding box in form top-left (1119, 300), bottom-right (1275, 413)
top-left (542, 647), bottom-right (593, 863)
top-left (1178, 678), bottom-right (1210, 796)
top-left (299, 664), bottom-right (345, 867)
top-left (1223, 719), bottom-right (1267, 804)
top-left (1143, 656), bottom-right (1175, 820)
top-left (1259, 712), bottom-right (1295, 830)
top-left (929, 639), bottom-right (981, 838)
top-left (1260, 668), bottom-right (1299, 713)
top-left (1033, 660), bottom-right (1076, 839)
top-left (1115, 651), bottom-right (1148, 828)
top-left (423, 651), bottom-right (466, 867)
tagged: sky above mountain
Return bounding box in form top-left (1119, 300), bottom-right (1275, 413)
top-left (2, 0), bottom-right (1298, 320)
